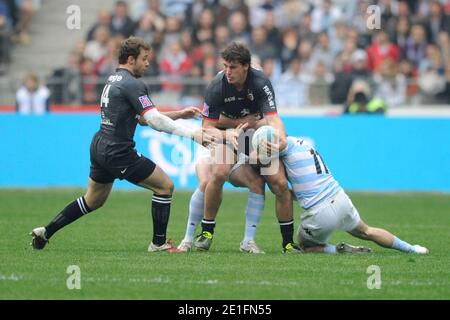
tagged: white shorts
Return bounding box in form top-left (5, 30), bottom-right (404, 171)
top-left (196, 145), bottom-right (248, 178)
top-left (297, 189), bottom-right (361, 246)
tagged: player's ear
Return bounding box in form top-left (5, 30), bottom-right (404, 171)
top-left (127, 55), bottom-right (136, 65)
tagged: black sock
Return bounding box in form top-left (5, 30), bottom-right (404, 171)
top-left (152, 194), bottom-right (171, 246)
top-left (45, 197), bottom-right (92, 239)
top-left (279, 219), bottom-right (294, 248)
top-left (201, 219), bottom-right (216, 234)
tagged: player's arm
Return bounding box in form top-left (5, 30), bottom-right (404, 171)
top-left (138, 107), bottom-right (201, 126)
top-left (265, 113), bottom-right (287, 150)
top-left (203, 114), bottom-right (247, 150)
top-left (217, 113), bottom-right (261, 129)
top-left (162, 107), bottom-right (202, 120)
top-left (125, 81), bottom-right (212, 145)
top-left (257, 79), bottom-right (287, 150)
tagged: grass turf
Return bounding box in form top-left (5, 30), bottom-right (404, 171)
top-left (0, 189), bottom-right (449, 299)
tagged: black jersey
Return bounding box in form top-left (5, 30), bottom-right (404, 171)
top-left (202, 68), bottom-right (277, 121)
top-left (98, 68), bottom-right (155, 144)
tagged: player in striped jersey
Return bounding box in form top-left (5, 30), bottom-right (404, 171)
top-left (259, 132), bottom-right (429, 254)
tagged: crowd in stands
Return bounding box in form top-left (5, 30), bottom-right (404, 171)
top-left (0, 0), bottom-right (40, 74)
top-left (34, 0), bottom-right (450, 112)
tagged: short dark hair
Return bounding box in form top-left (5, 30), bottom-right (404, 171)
top-left (221, 42), bottom-right (251, 66)
top-left (118, 36), bottom-right (151, 64)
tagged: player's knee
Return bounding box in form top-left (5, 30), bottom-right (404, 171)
top-left (248, 176), bottom-right (265, 194)
top-left (211, 169), bottom-right (229, 184)
top-left (198, 180), bottom-right (208, 192)
top-left (162, 180), bottom-right (175, 195)
top-left (268, 180), bottom-right (289, 197)
top-left (85, 196), bottom-right (106, 211)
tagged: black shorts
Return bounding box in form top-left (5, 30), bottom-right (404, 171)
top-left (89, 133), bottom-right (156, 184)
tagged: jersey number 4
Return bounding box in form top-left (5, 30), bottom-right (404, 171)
top-left (310, 149), bottom-right (329, 174)
top-left (101, 84), bottom-right (112, 108)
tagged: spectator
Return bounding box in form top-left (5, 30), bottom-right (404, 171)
top-left (96, 36), bottom-right (121, 78)
top-left (279, 27), bottom-right (298, 72)
top-left (249, 26), bottom-right (277, 62)
top-left (228, 11), bottom-right (251, 44)
top-left (14, 0), bottom-right (40, 44)
top-left (398, 58), bottom-right (420, 104)
top-left (16, 72), bottom-right (50, 114)
top-left (417, 44), bottom-right (446, 103)
top-left (274, 0), bottom-right (307, 29)
top-left (86, 8), bottom-right (112, 42)
top-left (366, 29), bottom-right (400, 72)
top-left (349, 49), bottom-right (373, 86)
top-left (344, 80), bottom-right (387, 114)
top-left (159, 39), bottom-right (193, 92)
top-left (373, 58), bottom-right (406, 107)
top-left (392, 16), bottom-right (410, 57)
top-left (425, 0), bottom-right (450, 44)
top-left (308, 60), bottom-right (334, 106)
top-left (0, 0), bottom-right (12, 72)
top-left (110, 0), bottom-right (135, 38)
top-left (134, 10), bottom-right (164, 45)
top-left (84, 26), bottom-right (110, 63)
top-left (310, 0), bottom-right (342, 33)
top-left (262, 10), bottom-right (281, 52)
top-left (192, 8), bottom-right (215, 44)
top-left (216, 0), bottom-right (249, 26)
top-left (275, 57), bottom-right (309, 108)
top-left (310, 31), bottom-right (335, 71)
top-left (297, 13), bottom-right (315, 44)
top-left (404, 24), bottom-right (428, 68)
top-left (330, 56), bottom-right (353, 104)
top-left (48, 51), bottom-right (82, 104)
top-left (214, 24), bottom-right (230, 52)
top-left (79, 57), bottom-right (98, 104)
top-left (161, 16), bottom-right (183, 54)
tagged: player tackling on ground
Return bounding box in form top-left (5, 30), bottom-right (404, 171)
top-left (256, 128), bottom-right (429, 254)
top-left (30, 37), bottom-right (214, 251)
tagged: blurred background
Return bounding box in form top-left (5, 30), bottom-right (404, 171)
top-left (1, 0), bottom-right (449, 111)
top-left (0, 0), bottom-right (449, 191)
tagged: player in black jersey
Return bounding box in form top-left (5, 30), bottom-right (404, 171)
top-left (30, 37), bottom-right (214, 252)
top-left (194, 42), bottom-right (301, 253)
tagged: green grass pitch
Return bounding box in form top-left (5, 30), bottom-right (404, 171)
top-left (0, 189), bottom-right (449, 299)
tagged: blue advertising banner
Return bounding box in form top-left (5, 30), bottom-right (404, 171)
top-left (1, 114), bottom-right (449, 192)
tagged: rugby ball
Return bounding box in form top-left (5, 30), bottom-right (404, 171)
top-left (252, 126), bottom-right (278, 162)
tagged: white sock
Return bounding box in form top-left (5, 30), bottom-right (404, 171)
top-left (243, 192), bottom-right (265, 243)
top-left (183, 188), bottom-right (204, 242)
top-left (324, 243), bottom-right (337, 254)
top-left (391, 236), bottom-right (413, 253)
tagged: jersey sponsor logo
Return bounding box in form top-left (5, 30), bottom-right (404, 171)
top-left (120, 168), bottom-right (127, 174)
top-left (108, 75), bottom-right (123, 82)
top-left (224, 96), bottom-right (236, 103)
top-left (240, 108), bottom-right (250, 117)
top-left (262, 85), bottom-right (275, 107)
top-left (138, 95), bottom-right (154, 108)
top-left (247, 90), bottom-right (254, 101)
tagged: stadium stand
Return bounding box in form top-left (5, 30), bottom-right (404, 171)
top-left (0, 0), bottom-right (449, 110)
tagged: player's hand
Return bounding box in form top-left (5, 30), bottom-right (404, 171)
top-left (258, 139), bottom-right (280, 162)
top-left (241, 113), bottom-right (261, 129)
top-left (226, 122), bottom-right (248, 150)
top-left (193, 127), bottom-right (217, 147)
top-left (180, 107), bottom-right (202, 119)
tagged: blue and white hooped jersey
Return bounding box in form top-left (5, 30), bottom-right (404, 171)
top-left (280, 136), bottom-right (342, 209)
